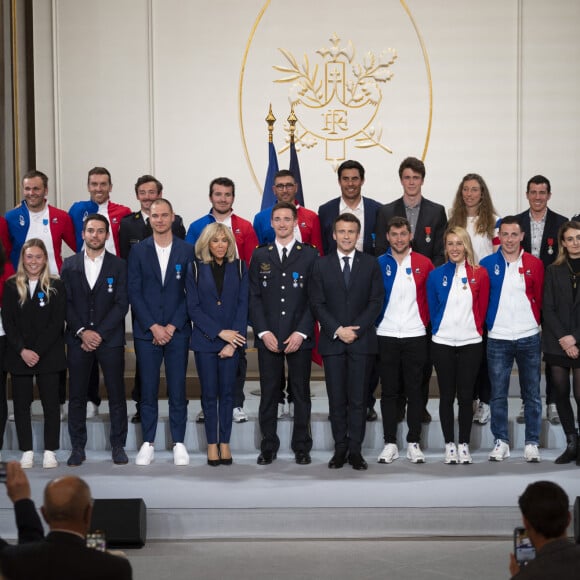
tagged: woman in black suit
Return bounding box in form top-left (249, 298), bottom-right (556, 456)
top-left (542, 221), bottom-right (580, 464)
top-left (186, 223), bottom-right (248, 466)
top-left (1, 239), bottom-right (66, 469)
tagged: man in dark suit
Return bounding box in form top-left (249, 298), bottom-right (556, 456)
top-left (128, 198), bottom-right (194, 467)
top-left (61, 214), bottom-right (129, 466)
top-left (515, 175), bottom-right (568, 425)
top-left (119, 175), bottom-right (186, 424)
top-left (309, 213), bottom-right (384, 470)
top-left (318, 160), bottom-right (383, 420)
top-left (0, 466), bottom-right (132, 579)
top-left (374, 157), bottom-right (447, 264)
top-left (249, 201), bottom-right (319, 465)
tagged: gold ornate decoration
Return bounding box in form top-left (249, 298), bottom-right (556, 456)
top-left (273, 33), bottom-right (397, 167)
top-left (265, 103), bottom-right (276, 143)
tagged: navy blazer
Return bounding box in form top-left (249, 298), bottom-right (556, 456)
top-left (127, 236), bottom-right (194, 340)
top-left (1, 277), bottom-right (66, 374)
top-left (374, 196), bottom-right (448, 265)
top-left (515, 207), bottom-right (568, 269)
top-left (186, 260), bottom-right (249, 352)
top-left (60, 251), bottom-right (128, 348)
top-left (318, 196), bottom-right (382, 256)
top-left (309, 251), bottom-right (384, 356)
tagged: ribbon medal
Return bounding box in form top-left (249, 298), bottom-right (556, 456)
top-left (425, 226), bottom-right (432, 243)
top-left (38, 292), bottom-right (46, 307)
top-left (371, 232), bottom-right (376, 248)
top-left (107, 277), bottom-right (114, 293)
top-left (406, 267), bottom-right (412, 280)
top-left (43, 218), bottom-right (49, 233)
top-left (547, 238), bottom-right (554, 255)
top-left (292, 272), bottom-right (299, 288)
top-left (175, 264), bottom-right (182, 280)
top-left (461, 276), bottom-right (468, 290)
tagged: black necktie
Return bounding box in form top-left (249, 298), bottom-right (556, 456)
top-left (282, 247), bottom-right (288, 263)
top-left (343, 256), bottom-right (351, 286)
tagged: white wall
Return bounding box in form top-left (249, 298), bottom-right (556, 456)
top-left (33, 0), bottom-right (580, 225)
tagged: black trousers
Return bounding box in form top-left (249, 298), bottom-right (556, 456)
top-left (432, 341), bottom-right (483, 444)
top-left (233, 349), bottom-right (247, 409)
top-left (0, 337), bottom-right (7, 449)
top-left (258, 348), bottom-right (312, 453)
top-left (12, 372), bottom-right (60, 451)
top-left (67, 344), bottom-right (127, 450)
top-left (324, 351), bottom-right (373, 455)
top-left (379, 335), bottom-right (428, 444)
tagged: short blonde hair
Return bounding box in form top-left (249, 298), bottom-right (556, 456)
top-left (444, 226), bottom-right (477, 267)
top-left (195, 222), bottom-right (237, 263)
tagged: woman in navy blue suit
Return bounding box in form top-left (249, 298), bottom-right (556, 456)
top-left (186, 223), bottom-right (248, 466)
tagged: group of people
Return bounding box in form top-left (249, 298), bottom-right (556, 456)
top-left (0, 158), bottom-right (578, 471)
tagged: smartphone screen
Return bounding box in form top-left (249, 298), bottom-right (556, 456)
top-left (514, 526), bottom-right (536, 565)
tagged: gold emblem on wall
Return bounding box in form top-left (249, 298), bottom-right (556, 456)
top-left (273, 33), bottom-right (397, 165)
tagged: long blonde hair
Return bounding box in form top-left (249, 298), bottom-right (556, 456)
top-left (444, 226), bottom-right (478, 267)
top-left (195, 222), bottom-right (237, 264)
top-left (553, 221), bottom-right (580, 266)
top-left (14, 238), bottom-right (56, 305)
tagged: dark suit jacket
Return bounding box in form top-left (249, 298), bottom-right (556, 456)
top-left (542, 262), bottom-right (580, 356)
top-left (1, 277), bottom-right (66, 374)
top-left (60, 251), bottom-right (128, 348)
top-left (186, 260), bottom-right (249, 352)
top-left (249, 242), bottom-right (318, 351)
top-left (515, 207), bottom-right (568, 269)
top-left (127, 236), bottom-right (194, 340)
top-left (0, 498), bottom-right (44, 551)
top-left (309, 251), bottom-right (384, 355)
top-left (318, 197), bottom-right (382, 256)
top-left (0, 530), bottom-right (132, 579)
top-left (374, 196), bottom-right (447, 265)
top-left (119, 211), bottom-right (186, 260)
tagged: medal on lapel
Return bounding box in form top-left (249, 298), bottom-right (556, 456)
top-left (292, 272), bottom-right (299, 288)
top-left (547, 238), bottom-right (554, 255)
top-left (38, 292), bottom-right (46, 307)
top-left (425, 226), bottom-right (432, 243)
top-left (107, 277), bottom-right (114, 293)
top-left (461, 277), bottom-right (468, 290)
top-left (175, 264), bottom-right (182, 280)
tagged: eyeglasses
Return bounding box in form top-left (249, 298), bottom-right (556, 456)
top-left (274, 183), bottom-right (296, 191)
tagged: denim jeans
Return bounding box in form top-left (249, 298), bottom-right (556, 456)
top-left (487, 333), bottom-right (542, 445)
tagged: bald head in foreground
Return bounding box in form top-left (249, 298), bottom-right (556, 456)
top-left (0, 466), bottom-right (132, 580)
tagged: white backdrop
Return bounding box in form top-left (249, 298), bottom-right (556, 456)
top-left (32, 0), bottom-right (580, 228)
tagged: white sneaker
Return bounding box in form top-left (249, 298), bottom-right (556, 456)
top-left (524, 443), bottom-right (541, 463)
top-left (277, 403), bottom-right (286, 419)
top-left (547, 403), bottom-right (560, 425)
top-left (288, 402), bottom-right (294, 418)
top-left (173, 442), bottom-right (190, 466)
top-left (233, 407), bottom-right (248, 423)
top-left (406, 443), bottom-right (426, 463)
top-left (136, 442), bottom-right (154, 466)
top-left (516, 402), bottom-right (525, 424)
top-left (20, 451), bottom-right (34, 469)
top-left (472, 399), bottom-right (480, 416)
top-left (458, 443), bottom-right (473, 464)
top-left (8, 413), bottom-right (14, 422)
top-left (86, 402), bottom-right (98, 419)
top-left (489, 439), bottom-right (510, 461)
top-left (196, 409), bottom-right (205, 423)
top-left (43, 450), bottom-right (58, 469)
top-left (444, 442), bottom-right (458, 464)
top-left (473, 402), bottom-right (490, 425)
top-left (378, 443), bottom-right (399, 464)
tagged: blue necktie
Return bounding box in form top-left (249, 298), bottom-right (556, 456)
top-left (343, 256), bottom-right (351, 286)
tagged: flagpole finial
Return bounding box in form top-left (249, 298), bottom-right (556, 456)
top-left (266, 104), bottom-right (276, 143)
top-left (287, 105), bottom-right (297, 144)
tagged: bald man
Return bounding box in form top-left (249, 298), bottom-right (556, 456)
top-left (0, 469), bottom-right (132, 579)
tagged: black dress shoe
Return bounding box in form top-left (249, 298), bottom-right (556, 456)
top-left (348, 453), bottom-right (368, 471)
top-left (67, 448), bottom-right (86, 467)
top-left (422, 409), bottom-right (432, 424)
top-left (295, 451), bottom-right (311, 465)
top-left (112, 447), bottom-right (129, 465)
top-left (366, 408), bottom-right (378, 422)
top-left (257, 451), bottom-right (277, 465)
top-left (328, 452), bottom-right (347, 469)
top-left (130, 411), bottom-right (141, 424)
top-left (220, 457), bottom-right (233, 466)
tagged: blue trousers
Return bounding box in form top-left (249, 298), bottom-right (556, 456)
top-left (195, 350), bottom-right (238, 444)
top-left (134, 332), bottom-right (189, 444)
